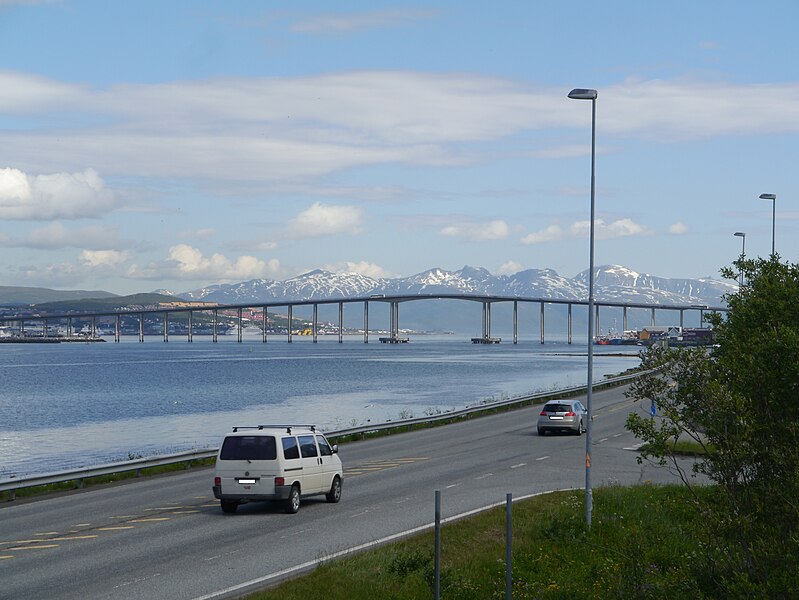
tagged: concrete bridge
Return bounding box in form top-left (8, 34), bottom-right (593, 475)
top-left (0, 293), bottom-right (726, 344)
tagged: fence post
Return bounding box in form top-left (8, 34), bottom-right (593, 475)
top-left (506, 492), bottom-right (512, 600)
top-left (434, 489), bottom-right (441, 600)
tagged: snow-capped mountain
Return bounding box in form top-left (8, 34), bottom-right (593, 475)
top-left (172, 264), bottom-right (735, 307)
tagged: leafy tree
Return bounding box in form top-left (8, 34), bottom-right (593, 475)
top-left (626, 256), bottom-right (799, 597)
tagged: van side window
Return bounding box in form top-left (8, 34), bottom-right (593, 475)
top-left (298, 435), bottom-right (318, 458)
top-left (317, 435), bottom-right (333, 457)
top-left (282, 436), bottom-right (300, 460)
top-left (220, 436), bottom-right (277, 461)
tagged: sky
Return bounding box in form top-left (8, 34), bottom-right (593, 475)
top-left (0, 1), bottom-right (796, 295)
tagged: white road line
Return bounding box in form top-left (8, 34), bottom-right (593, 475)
top-left (191, 488), bottom-right (579, 600)
top-left (510, 463), bottom-right (526, 469)
top-left (613, 433), bottom-right (623, 438)
top-left (475, 473), bottom-right (494, 480)
top-left (535, 456), bottom-right (550, 461)
top-left (623, 443), bottom-right (644, 450)
top-left (445, 484), bottom-right (458, 489)
top-left (599, 438), bottom-right (609, 443)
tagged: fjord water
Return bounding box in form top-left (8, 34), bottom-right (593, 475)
top-left (0, 335), bottom-right (639, 477)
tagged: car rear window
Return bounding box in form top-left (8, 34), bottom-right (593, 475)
top-left (543, 404), bottom-right (571, 413)
top-left (220, 435), bottom-right (277, 460)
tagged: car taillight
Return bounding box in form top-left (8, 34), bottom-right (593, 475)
top-left (539, 411), bottom-right (547, 416)
top-left (214, 477), bottom-right (221, 486)
top-left (275, 477), bottom-right (285, 486)
top-left (565, 411), bottom-right (576, 416)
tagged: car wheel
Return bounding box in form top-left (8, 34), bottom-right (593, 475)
top-left (220, 500), bottom-right (238, 514)
top-left (538, 427), bottom-right (546, 436)
top-left (326, 476), bottom-right (342, 503)
top-left (285, 484), bottom-right (301, 514)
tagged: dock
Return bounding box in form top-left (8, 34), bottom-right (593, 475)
top-left (379, 336), bottom-right (409, 344)
top-left (471, 337), bottom-right (501, 344)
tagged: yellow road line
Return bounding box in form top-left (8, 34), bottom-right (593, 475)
top-left (110, 515), bottom-right (136, 519)
top-left (170, 510), bottom-right (199, 514)
top-left (34, 532), bottom-right (59, 536)
top-left (129, 518), bottom-right (171, 523)
top-left (0, 555), bottom-right (13, 559)
top-left (98, 526), bottom-right (135, 531)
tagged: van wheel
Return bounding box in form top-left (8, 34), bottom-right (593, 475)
top-left (285, 485), bottom-right (301, 514)
top-left (221, 500), bottom-right (238, 514)
top-left (326, 476), bottom-right (342, 503)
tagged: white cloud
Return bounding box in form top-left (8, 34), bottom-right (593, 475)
top-left (1, 71), bottom-right (798, 186)
top-left (521, 218), bottom-right (650, 244)
top-left (127, 244), bottom-right (280, 281)
top-left (0, 167), bottom-right (116, 220)
top-left (321, 261), bottom-right (391, 278)
top-left (284, 202), bottom-right (363, 238)
top-left (668, 221), bottom-right (688, 235)
top-left (439, 219), bottom-right (510, 241)
top-left (79, 249), bottom-right (129, 267)
top-left (2, 222), bottom-right (125, 249)
top-left (292, 9), bottom-right (438, 34)
top-left (497, 260), bottom-right (523, 275)
top-left (520, 224), bottom-right (564, 245)
top-left (180, 228), bottom-right (216, 239)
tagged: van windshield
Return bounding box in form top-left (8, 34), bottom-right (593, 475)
top-left (220, 436), bottom-right (277, 460)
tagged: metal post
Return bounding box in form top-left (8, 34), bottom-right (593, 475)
top-left (338, 302), bottom-right (343, 344)
top-left (513, 300), bottom-right (518, 344)
top-left (434, 490), bottom-right (441, 600)
top-left (506, 493), bottom-right (513, 600)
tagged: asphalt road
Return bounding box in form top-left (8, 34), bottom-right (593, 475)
top-left (1, 385), bottom-right (689, 600)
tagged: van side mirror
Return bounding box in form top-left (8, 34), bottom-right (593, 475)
top-left (332, 444), bottom-right (338, 454)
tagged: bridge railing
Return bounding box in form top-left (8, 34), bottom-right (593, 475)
top-left (0, 369), bottom-right (653, 500)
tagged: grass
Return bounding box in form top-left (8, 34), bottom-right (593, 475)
top-left (249, 484), bottom-right (715, 599)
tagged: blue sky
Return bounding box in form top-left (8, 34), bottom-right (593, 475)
top-left (0, 1), bottom-right (796, 295)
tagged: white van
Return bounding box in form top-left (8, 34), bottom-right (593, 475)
top-left (212, 425), bottom-right (342, 514)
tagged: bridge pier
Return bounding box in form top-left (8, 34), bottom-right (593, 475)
top-left (623, 306), bottom-right (628, 332)
top-left (187, 311), bottom-right (193, 343)
top-left (338, 302), bottom-right (343, 343)
top-left (568, 304), bottom-right (572, 344)
top-left (138, 313), bottom-right (144, 342)
top-left (115, 314), bottom-right (121, 343)
top-left (212, 309), bottom-right (218, 343)
top-left (651, 307), bottom-right (656, 327)
top-left (313, 304), bottom-right (318, 343)
top-left (163, 312), bottom-right (168, 342)
top-left (363, 301), bottom-right (369, 343)
top-left (262, 308), bottom-right (268, 343)
top-left (237, 308), bottom-right (242, 343)
top-left (540, 302), bottom-right (545, 344)
top-left (513, 300), bottom-right (518, 344)
top-left (288, 306), bottom-right (293, 343)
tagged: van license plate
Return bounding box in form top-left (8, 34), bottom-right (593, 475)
top-left (238, 478), bottom-right (257, 484)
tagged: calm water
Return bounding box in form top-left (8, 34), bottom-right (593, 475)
top-left (0, 335), bottom-right (640, 477)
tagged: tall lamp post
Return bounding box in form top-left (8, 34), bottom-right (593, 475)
top-left (759, 193), bottom-right (776, 256)
top-left (568, 87), bottom-right (597, 529)
top-left (733, 232), bottom-right (745, 289)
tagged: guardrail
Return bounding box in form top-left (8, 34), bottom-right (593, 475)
top-left (0, 369), bottom-right (652, 501)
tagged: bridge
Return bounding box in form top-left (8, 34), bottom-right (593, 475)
top-left (0, 293), bottom-right (726, 344)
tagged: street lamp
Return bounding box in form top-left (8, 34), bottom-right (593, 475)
top-left (759, 193), bottom-right (776, 256)
top-left (734, 232), bottom-right (746, 288)
top-left (568, 87), bottom-right (597, 529)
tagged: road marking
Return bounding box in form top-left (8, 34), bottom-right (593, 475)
top-left (0, 555), bottom-right (13, 559)
top-left (536, 456), bottom-right (550, 461)
top-left (74, 523), bottom-right (91, 526)
top-left (34, 532), bottom-right (59, 536)
top-left (599, 438), bottom-right (609, 443)
top-left (445, 484), bottom-right (458, 489)
top-left (3, 535), bottom-right (98, 545)
top-left (191, 487), bottom-right (580, 600)
top-left (113, 573), bottom-right (162, 590)
top-left (193, 496), bottom-right (208, 499)
top-left (130, 518), bottom-right (171, 523)
top-left (98, 526), bottom-right (135, 531)
top-left (171, 510), bottom-right (199, 514)
top-left (9, 544), bottom-right (59, 551)
top-left (349, 510), bottom-right (370, 518)
top-left (146, 506), bottom-right (183, 511)
top-left (613, 433), bottom-right (623, 438)
top-left (624, 443), bottom-right (644, 450)
top-left (510, 463), bottom-right (526, 469)
top-left (110, 515), bottom-right (136, 519)
top-left (475, 473), bottom-right (493, 480)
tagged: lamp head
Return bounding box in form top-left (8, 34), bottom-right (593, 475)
top-left (568, 88), bottom-right (598, 100)
top-left (734, 232), bottom-right (745, 237)
top-left (759, 193), bottom-right (776, 200)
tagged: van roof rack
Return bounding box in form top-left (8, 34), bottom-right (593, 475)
top-left (231, 424), bottom-right (316, 434)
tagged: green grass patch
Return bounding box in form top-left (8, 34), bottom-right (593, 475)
top-left (249, 484), bottom-right (715, 599)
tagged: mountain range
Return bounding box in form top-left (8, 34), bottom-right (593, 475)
top-left (159, 264), bottom-right (735, 308)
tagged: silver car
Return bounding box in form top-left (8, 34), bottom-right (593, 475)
top-left (537, 399), bottom-right (587, 435)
